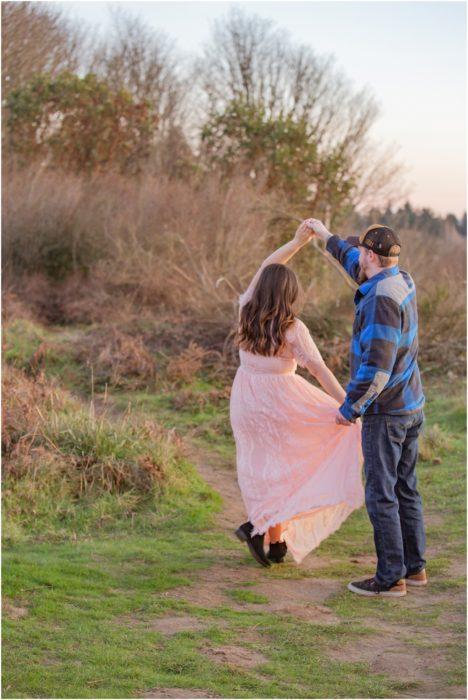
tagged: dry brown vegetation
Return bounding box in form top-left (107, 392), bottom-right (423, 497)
top-left (74, 326), bottom-right (157, 390)
top-left (3, 165), bottom-right (466, 377)
top-left (3, 165), bottom-right (277, 314)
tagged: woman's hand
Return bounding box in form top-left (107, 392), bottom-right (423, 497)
top-left (293, 221), bottom-right (314, 246)
top-left (335, 409), bottom-right (354, 426)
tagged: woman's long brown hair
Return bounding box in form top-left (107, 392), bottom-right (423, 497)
top-left (237, 264), bottom-right (299, 356)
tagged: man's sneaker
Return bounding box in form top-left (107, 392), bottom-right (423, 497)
top-left (267, 540), bottom-right (287, 563)
top-left (405, 569), bottom-right (428, 587)
top-left (347, 576), bottom-right (407, 597)
top-left (235, 521), bottom-right (271, 568)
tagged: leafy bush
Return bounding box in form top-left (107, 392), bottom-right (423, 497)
top-left (6, 72), bottom-right (156, 175)
top-left (201, 98), bottom-right (355, 217)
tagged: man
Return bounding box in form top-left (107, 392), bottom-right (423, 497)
top-left (306, 219), bottom-right (427, 598)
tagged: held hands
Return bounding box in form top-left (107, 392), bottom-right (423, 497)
top-left (304, 218), bottom-right (331, 242)
top-left (335, 409), bottom-right (355, 426)
top-left (294, 218), bottom-right (331, 246)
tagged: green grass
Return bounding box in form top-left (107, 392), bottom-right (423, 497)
top-left (5, 522), bottom-right (409, 698)
top-left (3, 325), bottom-right (466, 698)
top-left (3, 318), bottom-right (88, 391)
top-left (3, 538), bottom-right (407, 698)
top-left (114, 379), bottom-right (235, 461)
top-left (227, 588), bottom-right (270, 604)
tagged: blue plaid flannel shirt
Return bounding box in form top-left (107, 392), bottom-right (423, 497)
top-left (326, 235), bottom-right (425, 421)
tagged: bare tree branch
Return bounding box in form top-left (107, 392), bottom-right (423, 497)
top-left (89, 7), bottom-right (190, 136)
top-left (193, 7), bottom-right (404, 216)
top-left (2, 1), bottom-right (84, 96)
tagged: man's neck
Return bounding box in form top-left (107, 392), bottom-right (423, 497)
top-left (366, 263), bottom-right (398, 279)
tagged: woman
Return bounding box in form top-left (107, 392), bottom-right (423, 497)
top-left (231, 220), bottom-right (364, 567)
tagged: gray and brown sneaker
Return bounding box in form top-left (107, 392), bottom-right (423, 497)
top-left (405, 569), bottom-right (428, 586)
top-left (347, 576), bottom-right (407, 597)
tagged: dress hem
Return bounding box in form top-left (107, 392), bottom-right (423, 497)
top-left (250, 497), bottom-right (364, 564)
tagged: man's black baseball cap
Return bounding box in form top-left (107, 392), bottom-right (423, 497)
top-left (346, 224), bottom-right (401, 257)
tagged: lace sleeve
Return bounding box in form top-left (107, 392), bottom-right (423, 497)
top-left (286, 319), bottom-right (325, 369)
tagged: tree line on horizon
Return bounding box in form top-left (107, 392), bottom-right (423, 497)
top-left (352, 202), bottom-right (466, 239)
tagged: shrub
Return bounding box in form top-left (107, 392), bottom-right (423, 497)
top-left (6, 72), bottom-right (156, 175)
top-left (2, 365), bottom-right (218, 541)
top-left (73, 326), bottom-right (156, 390)
top-left (166, 341), bottom-right (211, 384)
top-left (419, 424), bottom-right (452, 464)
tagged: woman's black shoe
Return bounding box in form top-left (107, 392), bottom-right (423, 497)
top-left (267, 540), bottom-right (287, 563)
top-left (235, 521), bottom-right (271, 567)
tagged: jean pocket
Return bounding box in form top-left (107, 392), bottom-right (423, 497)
top-left (384, 416), bottom-right (407, 444)
top-left (409, 412), bottom-right (425, 436)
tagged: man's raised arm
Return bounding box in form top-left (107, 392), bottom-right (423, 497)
top-left (305, 218), bottom-right (361, 284)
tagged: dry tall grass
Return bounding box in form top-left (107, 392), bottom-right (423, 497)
top-left (3, 165), bottom-right (466, 375)
top-left (2, 363), bottom-right (215, 541)
top-left (3, 164), bottom-right (285, 316)
top-left (2, 364), bottom-right (180, 496)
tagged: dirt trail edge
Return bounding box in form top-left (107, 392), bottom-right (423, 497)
top-left (89, 396), bottom-right (466, 698)
top-left (143, 440), bottom-right (466, 699)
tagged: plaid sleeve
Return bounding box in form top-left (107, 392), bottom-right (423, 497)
top-left (339, 295), bottom-right (402, 421)
top-left (326, 235), bottom-right (361, 283)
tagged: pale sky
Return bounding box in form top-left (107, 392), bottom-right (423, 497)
top-left (56, 0), bottom-right (466, 217)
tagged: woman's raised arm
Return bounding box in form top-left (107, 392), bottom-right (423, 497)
top-left (240, 221), bottom-right (313, 302)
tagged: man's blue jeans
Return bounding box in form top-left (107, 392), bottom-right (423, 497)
top-left (361, 409), bottom-right (426, 587)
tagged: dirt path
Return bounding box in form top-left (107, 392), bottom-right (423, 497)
top-left (90, 395), bottom-right (464, 698)
top-left (187, 443), bottom-right (246, 535)
top-left (145, 441), bottom-right (466, 699)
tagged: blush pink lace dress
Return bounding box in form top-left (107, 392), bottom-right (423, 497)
top-left (230, 289), bottom-right (364, 564)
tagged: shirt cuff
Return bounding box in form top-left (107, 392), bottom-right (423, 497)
top-left (339, 399), bottom-right (358, 422)
top-left (325, 234), bottom-right (341, 256)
